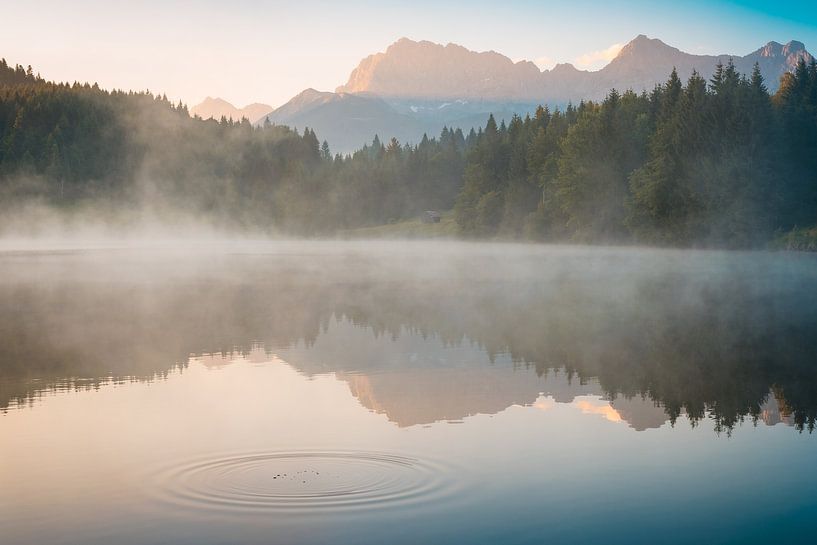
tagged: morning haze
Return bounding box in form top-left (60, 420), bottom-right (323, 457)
top-left (1, 2), bottom-right (817, 545)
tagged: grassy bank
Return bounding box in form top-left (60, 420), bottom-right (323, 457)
top-left (338, 212), bottom-right (459, 239)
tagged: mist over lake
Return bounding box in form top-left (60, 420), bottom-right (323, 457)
top-left (4, 1), bottom-right (817, 543)
top-left (2, 240), bottom-right (816, 545)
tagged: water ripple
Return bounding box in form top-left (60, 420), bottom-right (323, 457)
top-left (149, 450), bottom-right (461, 514)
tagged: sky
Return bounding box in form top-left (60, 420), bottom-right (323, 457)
top-left (2, 0), bottom-right (816, 108)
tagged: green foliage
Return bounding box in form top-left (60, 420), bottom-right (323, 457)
top-left (628, 62), bottom-right (788, 246)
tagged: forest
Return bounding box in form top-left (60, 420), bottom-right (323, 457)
top-left (1, 57), bottom-right (816, 246)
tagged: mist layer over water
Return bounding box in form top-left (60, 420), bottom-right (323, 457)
top-left (1, 240), bottom-right (816, 545)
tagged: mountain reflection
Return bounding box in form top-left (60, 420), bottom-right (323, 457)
top-left (1, 244), bottom-right (815, 433)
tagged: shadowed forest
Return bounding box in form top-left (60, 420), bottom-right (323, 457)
top-left (1, 58), bottom-right (816, 247)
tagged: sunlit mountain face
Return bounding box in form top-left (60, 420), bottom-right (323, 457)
top-left (336, 36), bottom-right (813, 100)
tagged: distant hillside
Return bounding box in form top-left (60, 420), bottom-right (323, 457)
top-left (190, 97), bottom-right (273, 123)
top-left (259, 89), bottom-right (544, 153)
top-left (260, 88), bottom-right (425, 153)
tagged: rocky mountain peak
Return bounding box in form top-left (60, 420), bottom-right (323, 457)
top-left (336, 37), bottom-right (541, 99)
top-left (784, 40), bottom-right (806, 55)
top-left (755, 40), bottom-right (809, 59)
top-left (549, 62), bottom-right (581, 73)
top-left (613, 34), bottom-right (680, 63)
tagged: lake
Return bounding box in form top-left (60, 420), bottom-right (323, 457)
top-left (1, 240), bottom-right (816, 545)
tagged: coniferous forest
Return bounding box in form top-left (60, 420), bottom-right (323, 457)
top-left (1, 57), bottom-right (816, 247)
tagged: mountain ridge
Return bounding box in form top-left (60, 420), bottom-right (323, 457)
top-left (337, 34), bottom-right (813, 101)
top-left (256, 34), bottom-right (814, 151)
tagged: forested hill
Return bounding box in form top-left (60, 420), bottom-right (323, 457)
top-left (1, 57), bottom-right (816, 247)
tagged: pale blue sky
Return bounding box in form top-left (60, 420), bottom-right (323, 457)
top-left (2, 0), bottom-right (815, 107)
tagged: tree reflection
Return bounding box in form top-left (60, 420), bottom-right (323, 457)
top-left (1, 247), bottom-right (815, 433)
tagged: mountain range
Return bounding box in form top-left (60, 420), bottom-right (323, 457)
top-left (336, 35), bottom-right (811, 101)
top-left (194, 35), bottom-right (814, 152)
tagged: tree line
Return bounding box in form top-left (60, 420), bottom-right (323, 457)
top-left (1, 57), bottom-right (816, 245)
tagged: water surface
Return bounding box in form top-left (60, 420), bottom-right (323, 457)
top-left (1, 241), bottom-right (816, 545)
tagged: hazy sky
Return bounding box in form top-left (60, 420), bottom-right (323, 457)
top-left (2, 0), bottom-right (816, 108)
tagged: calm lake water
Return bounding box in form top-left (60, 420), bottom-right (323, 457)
top-left (1, 240), bottom-right (816, 545)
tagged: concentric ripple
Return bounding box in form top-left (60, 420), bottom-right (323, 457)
top-left (149, 451), bottom-right (460, 514)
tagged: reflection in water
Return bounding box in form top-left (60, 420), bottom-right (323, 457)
top-left (1, 242), bottom-right (816, 433)
top-left (277, 325), bottom-right (670, 429)
top-left (194, 340), bottom-right (670, 430)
